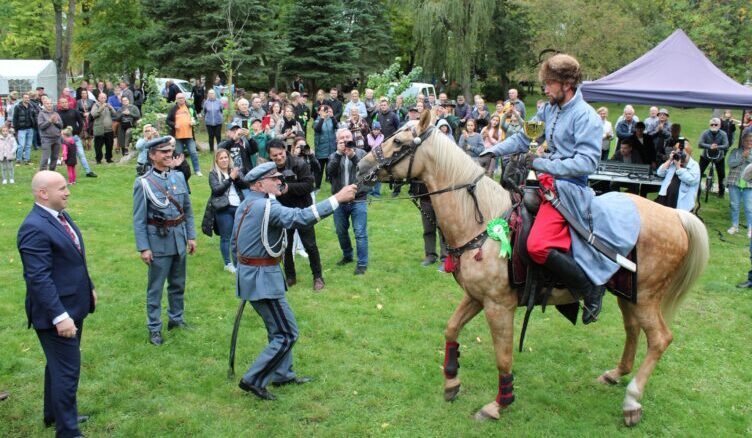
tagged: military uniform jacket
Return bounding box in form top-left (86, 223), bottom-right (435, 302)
top-left (133, 168), bottom-right (196, 256)
top-left (232, 191), bottom-right (338, 301)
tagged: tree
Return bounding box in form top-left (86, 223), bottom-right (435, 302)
top-left (0, 0), bottom-right (55, 59)
top-left (53, 0), bottom-right (76, 96)
top-left (343, 0), bottom-right (396, 86)
top-left (283, 0), bottom-right (357, 91)
top-left (481, 0), bottom-right (536, 92)
top-left (210, 0), bottom-right (289, 98)
top-left (412, 0), bottom-right (496, 98)
top-left (76, 0), bottom-right (154, 79)
top-left (142, 0), bottom-right (226, 79)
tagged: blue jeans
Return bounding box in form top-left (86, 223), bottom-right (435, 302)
top-left (333, 201), bottom-right (368, 267)
top-left (73, 135), bottom-right (92, 173)
top-left (215, 206), bottom-right (237, 265)
top-left (16, 128), bottom-right (33, 161)
top-left (729, 185), bottom-right (752, 228)
top-left (174, 138), bottom-right (201, 173)
top-left (371, 182), bottom-right (382, 197)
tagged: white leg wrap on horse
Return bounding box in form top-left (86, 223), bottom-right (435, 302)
top-left (623, 379), bottom-right (642, 410)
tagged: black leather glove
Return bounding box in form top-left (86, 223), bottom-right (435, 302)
top-left (525, 152), bottom-right (538, 170)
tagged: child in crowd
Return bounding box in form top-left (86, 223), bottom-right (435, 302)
top-left (250, 118), bottom-right (270, 164)
top-left (0, 124), bottom-right (17, 184)
top-left (367, 122), bottom-right (384, 197)
top-left (61, 127), bottom-right (78, 184)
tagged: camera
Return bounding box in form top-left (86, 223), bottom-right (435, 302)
top-left (673, 138), bottom-right (686, 162)
top-left (345, 140), bottom-right (356, 149)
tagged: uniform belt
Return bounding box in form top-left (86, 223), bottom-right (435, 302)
top-left (147, 215), bottom-right (185, 227)
top-left (238, 256), bottom-right (281, 266)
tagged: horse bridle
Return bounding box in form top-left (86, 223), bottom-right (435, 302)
top-left (359, 124), bottom-right (436, 185)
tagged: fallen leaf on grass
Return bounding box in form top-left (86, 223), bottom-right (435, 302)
top-left (476, 337), bottom-right (482, 343)
top-left (376, 304), bottom-right (383, 310)
top-left (381, 423), bottom-right (390, 429)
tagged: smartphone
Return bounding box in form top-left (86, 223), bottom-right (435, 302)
top-left (241, 120), bottom-right (248, 130)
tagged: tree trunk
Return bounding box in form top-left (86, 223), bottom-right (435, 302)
top-left (53, 0), bottom-right (76, 97)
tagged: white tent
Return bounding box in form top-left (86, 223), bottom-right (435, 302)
top-left (0, 60), bottom-right (58, 99)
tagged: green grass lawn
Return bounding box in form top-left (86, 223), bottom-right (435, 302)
top-left (1, 102), bottom-right (751, 436)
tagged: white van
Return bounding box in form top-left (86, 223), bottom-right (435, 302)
top-left (154, 78), bottom-right (193, 99)
top-left (400, 82), bottom-right (436, 101)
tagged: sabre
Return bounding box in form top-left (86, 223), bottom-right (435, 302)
top-left (228, 299), bottom-right (247, 378)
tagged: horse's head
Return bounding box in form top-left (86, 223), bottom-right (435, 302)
top-left (357, 109), bottom-right (435, 184)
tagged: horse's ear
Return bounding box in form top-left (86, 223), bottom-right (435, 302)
top-left (418, 109), bottom-right (432, 133)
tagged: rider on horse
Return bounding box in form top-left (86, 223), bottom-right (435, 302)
top-left (482, 54), bottom-right (606, 324)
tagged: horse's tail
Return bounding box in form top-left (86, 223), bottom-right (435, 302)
top-left (661, 209), bottom-right (709, 322)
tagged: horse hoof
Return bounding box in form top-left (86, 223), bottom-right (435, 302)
top-left (472, 401), bottom-right (500, 421)
top-left (623, 408), bottom-right (643, 427)
top-left (597, 372), bottom-right (619, 385)
top-left (444, 384), bottom-right (461, 402)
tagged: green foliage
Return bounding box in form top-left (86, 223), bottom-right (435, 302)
top-left (75, 0), bottom-right (153, 77)
top-left (412, 0), bottom-right (496, 97)
top-left (343, 0), bottom-right (396, 82)
top-left (283, 0), bottom-right (357, 89)
top-left (0, 0), bottom-right (55, 59)
top-left (481, 0), bottom-right (536, 86)
top-left (366, 58), bottom-right (423, 105)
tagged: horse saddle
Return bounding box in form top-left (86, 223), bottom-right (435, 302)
top-left (507, 185), bottom-right (638, 324)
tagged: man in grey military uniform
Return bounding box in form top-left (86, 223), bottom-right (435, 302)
top-left (133, 136), bottom-right (197, 346)
top-left (233, 162), bottom-right (357, 401)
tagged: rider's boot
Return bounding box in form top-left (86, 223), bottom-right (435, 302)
top-left (543, 249), bottom-right (605, 324)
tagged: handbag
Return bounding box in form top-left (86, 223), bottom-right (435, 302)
top-left (210, 194), bottom-right (230, 210)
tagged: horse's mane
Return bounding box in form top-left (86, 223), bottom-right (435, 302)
top-left (428, 131), bottom-right (512, 223)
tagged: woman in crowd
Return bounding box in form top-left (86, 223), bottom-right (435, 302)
top-left (726, 133), bottom-right (752, 237)
top-left (275, 104), bottom-right (303, 149)
top-left (203, 89), bottom-right (224, 152)
top-left (347, 107), bottom-right (370, 149)
top-left (597, 106), bottom-right (613, 160)
top-left (77, 89), bottom-right (94, 150)
top-left (115, 96), bottom-right (141, 156)
top-left (481, 115), bottom-right (503, 175)
top-left (392, 95), bottom-right (407, 124)
top-left (265, 101), bottom-right (283, 131)
top-left (312, 89), bottom-right (327, 122)
top-left (208, 148), bottom-right (245, 273)
top-left (459, 118), bottom-right (484, 162)
top-left (313, 104), bottom-right (337, 189)
top-left (655, 141), bottom-right (700, 211)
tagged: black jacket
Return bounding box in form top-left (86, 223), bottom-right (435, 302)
top-left (58, 108), bottom-right (84, 136)
top-left (276, 156), bottom-right (314, 209)
top-left (375, 110), bottom-right (401, 139)
top-left (12, 102), bottom-right (37, 130)
top-left (327, 149), bottom-right (367, 201)
top-left (208, 169), bottom-right (246, 207)
top-left (167, 83), bottom-right (181, 103)
top-left (326, 98), bottom-right (343, 122)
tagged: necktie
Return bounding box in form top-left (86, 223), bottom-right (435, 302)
top-left (58, 213), bottom-right (81, 252)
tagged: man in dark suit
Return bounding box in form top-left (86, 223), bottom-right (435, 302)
top-left (18, 170), bottom-right (97, 438)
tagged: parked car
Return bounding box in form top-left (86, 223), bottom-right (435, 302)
top-left (153, 78), bottom-right (193, 99)
top-left (386, 82), bottom-right (437, 104)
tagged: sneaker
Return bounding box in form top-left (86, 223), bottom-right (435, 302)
top-left (748, 228), bottom-right (751, 239)
top-left (437, 264), bottom-right (447, 273)
top-left (195, 171), bottom-right (203, 176)
top-left (9, 179), bottom-right (14, 184)
top-left (296, 249), bottom-right (309, 258)
top-left (336, 257), bottom-right (353, 266)
top-left (728, 226), bottom-right (739, 235)
top-left (354, 266), bottom-right (367, 275)
top-left (2, 179), bottom-right (6, 185)
top-left (224, 263), bottom-right (237, 274)
top-left (86, 172), bottom-right (98, 178)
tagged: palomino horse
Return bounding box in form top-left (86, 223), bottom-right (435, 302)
top-left (356, 110), bottom-right (709, 426)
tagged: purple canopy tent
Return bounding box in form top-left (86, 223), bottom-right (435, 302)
top-left (581, 29), bottom-right (752, 109)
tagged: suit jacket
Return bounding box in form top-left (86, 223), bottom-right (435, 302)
top-left (17, 205), bottom-right (95, 329)
top-left (231, 191), bottom-right (337, 301)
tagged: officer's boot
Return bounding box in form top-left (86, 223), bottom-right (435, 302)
top-left (543, 249), bottom-right (605, 324)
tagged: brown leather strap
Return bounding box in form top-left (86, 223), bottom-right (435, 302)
top-left (238, 255), bottom-right (280, 266)
top-left (147, 215), bottom-right (185, 227)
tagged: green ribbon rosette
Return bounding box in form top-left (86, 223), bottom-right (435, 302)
top-left (487, 218), bottom-right (512, 258)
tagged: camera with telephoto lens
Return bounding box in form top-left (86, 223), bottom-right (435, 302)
top-left (673, 138), bottom-right (687, 162)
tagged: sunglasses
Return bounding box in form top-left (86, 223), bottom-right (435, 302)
top-left (710, 124), bottom-right (719, 127)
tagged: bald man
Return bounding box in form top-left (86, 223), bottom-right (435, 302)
top-left (18, 171), bottom-right (96, 437)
